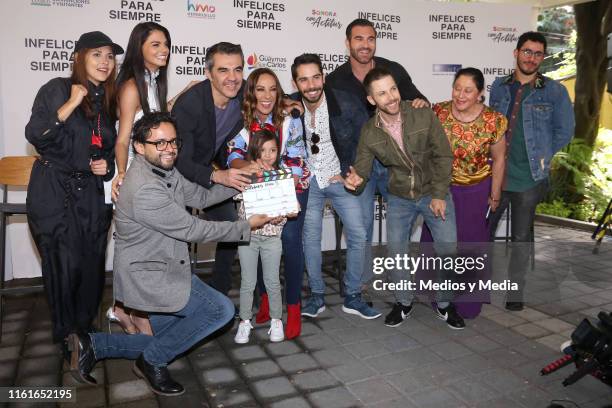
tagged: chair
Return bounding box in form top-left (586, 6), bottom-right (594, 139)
top-left (0, 156), bottom-right (42, 342)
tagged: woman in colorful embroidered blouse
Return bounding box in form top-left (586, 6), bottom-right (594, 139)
top-left (423, 67), bottom-right (507, 318)
top-left (227, 68), bottom-right (309, 339)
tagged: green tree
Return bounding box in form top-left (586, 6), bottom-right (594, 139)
top-left (573, 0), bottom-right (611, 148)
top-left (538, 7), bottom-right (574, 36)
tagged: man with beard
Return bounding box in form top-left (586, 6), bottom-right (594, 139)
top-left (326, 18), bottom-right (429, 293)
top-left (67, 112), bottom-right (271, 395)
top-left (291, 54), bottom-right (381, 319)
top-left (344, 68), bottom-right (466, 330)
top-left (488, 31), bottom-right (574, 311)
top-left (326, 18), bottom-right (427, 113)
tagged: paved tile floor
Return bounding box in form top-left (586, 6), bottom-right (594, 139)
top-left (1, 222), bottom-right (611, 407)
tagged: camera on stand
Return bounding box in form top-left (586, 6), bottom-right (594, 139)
top-left (541, 311), bottom-right (612, 387)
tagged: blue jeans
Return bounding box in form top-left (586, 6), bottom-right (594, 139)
top-left (90, 275), bottom-right (234, 366)
top-left (386, 193), bottom-right (457, 306)
top-left (257, 190), bottom-right (308, 305)
top-left (303, 177), bottom-right (367, 296)
top-left (360, 160), bottom-right (389, 242)
top-left (359, 160), bottom-right (389, 284)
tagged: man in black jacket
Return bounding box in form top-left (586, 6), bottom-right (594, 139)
top-left (172, 42), bottom-right (252, 295)
top-left (326, 19), bottom-right (428, 115)
top-left (326, 18), bottom-right (429, 291)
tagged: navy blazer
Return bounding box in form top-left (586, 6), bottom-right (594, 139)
top-left (173, 79), bottom-right (245, 188)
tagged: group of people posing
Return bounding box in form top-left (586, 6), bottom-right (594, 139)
top-left (24, 18), bottom-right (574, 396)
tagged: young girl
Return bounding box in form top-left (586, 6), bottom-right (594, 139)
top-left (235, 130), bottom-right (291, 344)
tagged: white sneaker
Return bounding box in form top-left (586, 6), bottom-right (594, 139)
top-left (234, 320), bottom-right (253, 344)
top-left (268, 319), bottom-right (284, 342)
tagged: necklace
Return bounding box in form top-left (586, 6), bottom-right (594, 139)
top-left (451, 103), bottom-right (484, 124)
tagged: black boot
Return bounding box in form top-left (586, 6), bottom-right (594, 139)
top-left (505, 301), bottom-right (524, 311)
top-left (133, 354), bottom-right (184, 396)
top-left (67, 332), bottom-right (97, 385)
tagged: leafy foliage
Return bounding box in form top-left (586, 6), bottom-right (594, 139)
top-left (547, 30), bottom-right (576, 79)
top-left (538, 129), bottom-right (612, 221)
top-left (537, 7), bottom-right (575, 36)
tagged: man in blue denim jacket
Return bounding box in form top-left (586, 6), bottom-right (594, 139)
top-left (488, 31), bottom-right (574, 311)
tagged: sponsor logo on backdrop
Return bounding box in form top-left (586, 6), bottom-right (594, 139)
top-left (25, 37), bottom-right (75, 72)
top-left (234, 0), bottom-right (285, 31)
top-left (246, 53), bottom-right (259, 69)
top-left (109, 1), bottom-right (161, 22)
top-left (309, 52), bottom-right (348, 73)
top-left (31, 0), bottom-right (90, 7)
top-left (488, 26), bottom-right (519, 43)
top-left (187, 0), bottom-right (216, 19)
top-left (429, 14), bottom-right (475, 40)
top-left (246, 52), bottom-right (287, 71)
top-left (356, 11), bottom-right (400, 40)
top-left (172, 44), bottom-right (207, 76)
top-left (432, 64), bottom-right (462, 75)
top-left (306, 9), bottom-right (342, 30)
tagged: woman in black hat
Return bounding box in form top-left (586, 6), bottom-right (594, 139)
top-left (25, 31), bottom-right (123, 346)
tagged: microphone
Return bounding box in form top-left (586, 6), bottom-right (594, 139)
top-left (290, 108), bottom-right (301, 118)
top-left (89, 144), bottom-right (103, 190)
top-left (89, 144), bottom-right (102, 162)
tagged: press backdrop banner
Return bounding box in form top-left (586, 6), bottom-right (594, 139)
top-left (0, 0), bottom-right (535, 279)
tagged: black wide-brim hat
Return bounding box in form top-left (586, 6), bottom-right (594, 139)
top-left (75, 31), bottom-right (124, 55)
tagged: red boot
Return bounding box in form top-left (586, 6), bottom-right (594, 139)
top-left (285, 304), bottom-right (301, 339)
top-left (255, 293), bottom-right (270, 324)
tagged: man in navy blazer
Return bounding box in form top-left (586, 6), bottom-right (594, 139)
top-left (172, 42), bottom-right (252, 296)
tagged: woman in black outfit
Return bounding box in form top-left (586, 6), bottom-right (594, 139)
top-left (25, 31), bottom-right (123, 344)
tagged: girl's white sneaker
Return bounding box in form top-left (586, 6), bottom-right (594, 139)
top-left (268, 319), bottom-right (284, 342)
top-left (235, 320), bottom-right (253, 344)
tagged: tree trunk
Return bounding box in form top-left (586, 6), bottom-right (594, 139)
top-left (573, 0), bottom-right (612, 147)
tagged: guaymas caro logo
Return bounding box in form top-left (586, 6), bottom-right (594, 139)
top-left (246, 53), bottom-right (259, 69)
top-left (247, 53), bottom-right (287, 71)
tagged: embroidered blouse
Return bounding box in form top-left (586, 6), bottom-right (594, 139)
top-left (433, 101), bottom-right (507, 185)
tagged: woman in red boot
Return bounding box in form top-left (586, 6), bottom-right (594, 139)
top-left (227, 68), bottom-right (309, 339)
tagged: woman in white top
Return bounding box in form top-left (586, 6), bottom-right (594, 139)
top-left (109, 22), bottom-right (195, 334)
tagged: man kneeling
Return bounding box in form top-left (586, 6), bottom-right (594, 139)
top-left (67, 112), bottom-right (269, 396)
